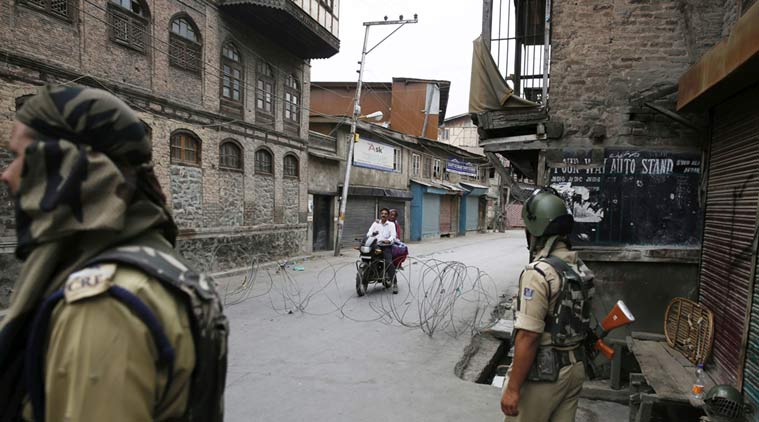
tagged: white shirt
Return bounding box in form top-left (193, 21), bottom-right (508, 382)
top-left (366, 220), bottom-right (396, 244)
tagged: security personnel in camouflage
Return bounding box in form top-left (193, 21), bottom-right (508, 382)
top-left (0, 85), bottom-right (227, 421)
top-left (501, 187), bottom-right (594, 422)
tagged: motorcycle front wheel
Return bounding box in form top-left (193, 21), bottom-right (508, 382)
top-left (356, 273), bottom-right (367, 297)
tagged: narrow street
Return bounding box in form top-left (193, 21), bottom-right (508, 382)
top-left (222, 231), bottom-right (627, 421)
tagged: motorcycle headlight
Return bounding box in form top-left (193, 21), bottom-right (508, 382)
top-left (360, 246), bottom-right (372, 253)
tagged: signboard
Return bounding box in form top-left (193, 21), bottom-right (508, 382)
top-left (446, 158), bottom-right (478, 177)
top-left (353, 137), bottom-right (396, 172)
top-left (549, 149), bottom-right (701, 246)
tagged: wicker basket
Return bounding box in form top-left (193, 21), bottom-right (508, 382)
top-left (664, 297), bottom-right (714, 366)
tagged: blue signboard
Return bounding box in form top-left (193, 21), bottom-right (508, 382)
top-left (446, 158), bottom-right (477, 177)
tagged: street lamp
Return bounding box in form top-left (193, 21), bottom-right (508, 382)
top-left (333, 15), bottom-right (419, 256)
top-left (362, 111), bottom-right (384, 121)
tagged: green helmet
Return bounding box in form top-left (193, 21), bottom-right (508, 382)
top-left (522, 187), bottom-right (574, 237)
top-left (704, 384), bottom-right (749, 421)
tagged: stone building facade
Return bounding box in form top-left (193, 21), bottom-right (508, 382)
top-left (475, 0), bottom-right (740, 333)
top-left (0, 0), bottom-right (340, 302)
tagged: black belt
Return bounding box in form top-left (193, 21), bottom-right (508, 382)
top-left (555, 347), bottom-right (584, 368)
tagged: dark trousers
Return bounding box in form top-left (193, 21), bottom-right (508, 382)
top-left (380, 245), bottom-right (396, 281)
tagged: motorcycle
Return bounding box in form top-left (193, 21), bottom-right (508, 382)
top-left (354, 237), bottom-right (396, 296)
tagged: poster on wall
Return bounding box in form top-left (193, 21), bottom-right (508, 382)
top-left (549, 149), bottom-right (701, 246)
top-left (446, 158), bottom-right (478, 177)
top-left (353, 137), bottom-right (396, 172)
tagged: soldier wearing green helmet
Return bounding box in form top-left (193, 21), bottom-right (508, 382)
top-left (501, 187), bottom-right (595, 422)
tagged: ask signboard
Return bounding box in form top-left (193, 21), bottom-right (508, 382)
top-left (353, 137), bottom-right (396, 172)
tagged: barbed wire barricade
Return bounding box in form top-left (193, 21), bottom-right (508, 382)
top-left (221, 253), bottom-right (499, 339)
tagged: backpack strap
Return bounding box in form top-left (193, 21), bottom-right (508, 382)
top-left (25, 284), bottom-right (175, 422)
top-left (85, 246), bottom-right (216, 302)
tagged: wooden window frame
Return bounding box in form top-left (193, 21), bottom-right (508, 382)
top-left (170, 131), bottom-right (202, 166)
top-left (169, 16), bottom-right (202, 75)
top-left (283, 154), bottom-right (299, 179)
top-left (107, 1), bottom-right (149, 54)
top-left (219, 140), bottom-right (243, 171)
top-left (393, 148), bottom-right (402, 172)
top-left (284, 74), bottom-right (300, 125)
top-left (20, 0), bottom-right (75, 22)
top-left (220, 43), bottom-right (244, 116)
top-left (422, 156), bottom-right (432, 179)
top-left (433, 158), bottom-right (442, 180)
top-left (412, 153), bottom-right (420, 177)
top-left (254, 148), bottom-right (274, 175)
top-left (319, 0), bottom-right (334, 12)
top-left (256, 62), bottom-right (275, 121)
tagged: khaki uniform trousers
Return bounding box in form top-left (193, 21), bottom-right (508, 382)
top-left (503, 361), bottom-right (585, 422)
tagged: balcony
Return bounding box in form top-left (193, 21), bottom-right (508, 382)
top-left (219, 0), bottom-right (340, 59)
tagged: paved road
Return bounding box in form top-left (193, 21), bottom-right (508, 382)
top-left (221, 231), bottom-right (627, 421)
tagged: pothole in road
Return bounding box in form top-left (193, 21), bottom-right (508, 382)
top-left (455, 297), bottom-right (513, 387)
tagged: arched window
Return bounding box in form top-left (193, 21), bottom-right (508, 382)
top-left (254, 148), bottom-right (273, 175)
top-left (169, 15), bottom-right (202, 74)
top-left (283, 154), bottom-right (299, 179)
top-left (219, 140), bottom-right (243, 170)
top-left (284, 74), bottom-right (300, 124)
top-left (108, 0), bottom-right (149, 52)
top-left (256, 61), bottom-right (275, 116)
top-left (220, 43), bottom-right (243, 110)
top-left (170, 131), bottom-right (201, 165)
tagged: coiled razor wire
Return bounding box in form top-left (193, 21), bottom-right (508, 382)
top-left (222, 254), bottom-right (500, 338)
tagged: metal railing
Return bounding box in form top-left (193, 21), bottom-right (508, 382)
top-left (490, 0), bottom-right (551, 104)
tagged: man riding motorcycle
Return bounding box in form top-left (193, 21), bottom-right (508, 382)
top-left (365, 208), bottom-right (398, 293)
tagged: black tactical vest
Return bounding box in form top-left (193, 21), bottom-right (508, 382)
top-left (23, 245), bottom-right (228, 422)
top-left (540, 256), bottom-right (595, 347)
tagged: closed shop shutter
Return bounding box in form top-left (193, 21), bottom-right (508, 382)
top-left (466, 196), bottom-right (479, 231)
top-left (745, 257), bottom-right (759, 415)
top-left (342, 196), bottom-right (377, 248)
top-left (378, 200), bottom-right (406, 239)
top-left (701, 86), bottom-right (759, 386)
top-left (440, 195), bottom-right (454, 234)
top-left (741, 86), bottom-right (759, 405)
top-left (422, 194), bottom-right (440, 237)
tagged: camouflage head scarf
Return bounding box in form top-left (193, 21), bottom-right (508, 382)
top-left (0, 86), bottom-right (178, 407)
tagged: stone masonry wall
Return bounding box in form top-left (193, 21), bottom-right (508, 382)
top-left (549, 0), bottom-right (732, 149)
top-left (170, 165), bottom-right (204, 228)
top-left (283, 178), bottom-right (300, 224)
top-left (253, 174), bottom-right (275, 224)
top-left (177, 224), bottom-right (307, 273)
top-left (214, 170), bottom-right (244, 227)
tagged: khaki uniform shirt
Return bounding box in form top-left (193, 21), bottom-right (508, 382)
top-left (514, 240), bottom-right (590, 347)
top-left (23, 264), bottom-right (195, 422)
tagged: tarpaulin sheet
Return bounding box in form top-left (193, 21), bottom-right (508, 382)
top-left (469, 35), bottom-right (539, 113)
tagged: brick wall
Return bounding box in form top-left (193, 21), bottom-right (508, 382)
top-left (549, 0), bottom-right (734, 148)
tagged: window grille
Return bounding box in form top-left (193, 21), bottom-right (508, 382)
top-left (169, 17), bottom-right (202, 74)
top-left (255, 149), bottom-right (273, 174)
top-left (219, 141), bottom-right (242, 170)
top-left (108, 1), bottom-right (148, 53)
top-left (284, 154), bottom-right (299, 178)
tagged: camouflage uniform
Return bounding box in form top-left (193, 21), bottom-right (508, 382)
top-left (0, 86), bottom-right (226, 421)
top-left (503, 237), bottom-right (593, 422)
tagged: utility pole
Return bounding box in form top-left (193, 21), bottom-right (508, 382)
top-left (334, 14), bottom-right (419, 256)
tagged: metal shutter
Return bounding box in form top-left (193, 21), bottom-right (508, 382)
top-left (440, 195), bottom-right (454, 234)
top-left (701, 86), bottom-right (759, 386)
top-left (422, 194), bottom-right (440, 237)
top-left (466, 196), bottom-right (479, 231)
top-left (342, 196), bottom-right (377, 248)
